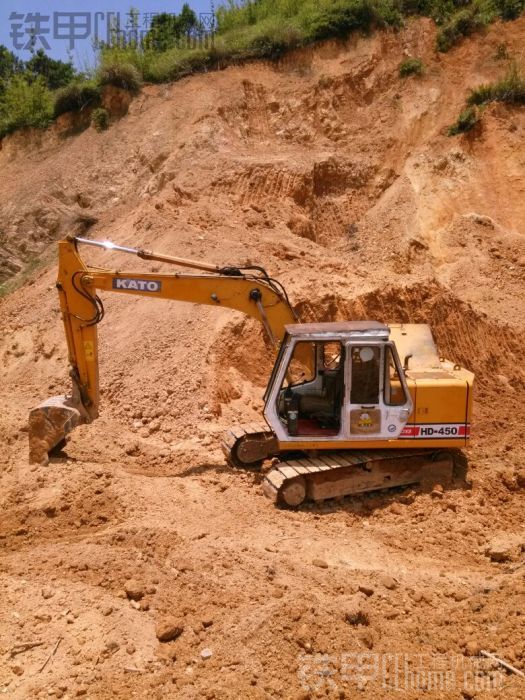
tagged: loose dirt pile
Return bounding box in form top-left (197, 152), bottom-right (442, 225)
top-left (1, 17), bottom-right (525, 700)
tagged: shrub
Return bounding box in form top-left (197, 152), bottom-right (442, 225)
top-left (0, 75), bottom-right (52, 137)
top-left (247, 22), bottom-right (303, 58)
top-left (436, 8), bottom-right (486, 52)
top-left (399, 57), bottom-right (424, 77)
top-left (143, 48), bottom-right (213, 82)
top-left (494, 43), bottom-right (509, 60)
top-left (91, 107), bottom-right (110, 131)
top-left (305, 0), bottom-right (381, 41)
top-left (372, 0), bottom-right (405, 26)
top-left (246, 33), bottom-right (289, 58)
top-left (97, 63), bottom-right (142, 93)
top-left (493, 0), bottom-right (525, 20)
top-left (448, 105), bottom-right (480, 135)
top-left (53, 81), bottom-right (100, 117)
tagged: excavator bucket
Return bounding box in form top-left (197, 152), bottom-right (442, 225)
top-left (28, 395), bottom-right (84, 465)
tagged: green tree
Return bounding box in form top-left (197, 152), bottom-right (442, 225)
top-left (178, 3), bottom-right (199, 34)
top-left (0, 74), bottom-right (52, 137)
top-left (145, 13), bottom-right (174, 51)
top-left (145, 5), bottom-right (199, 51)
top-left (25, 49), bottom-right (76, 90)
top-left (0, 45), bottom-right (23, 79)
top-left (0, 45), bottom-right (23, 95)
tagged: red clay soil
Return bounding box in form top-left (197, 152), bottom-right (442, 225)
top-left (1, 17), bottom-right (525, 700)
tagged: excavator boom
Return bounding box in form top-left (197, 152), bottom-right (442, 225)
top-left (29, 236), bottom-right (298, 464)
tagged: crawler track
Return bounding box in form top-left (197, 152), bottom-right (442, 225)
top-left (221, 423), bottom-right (277, 469)
top-left (263, 449), bottom-right (455, 506)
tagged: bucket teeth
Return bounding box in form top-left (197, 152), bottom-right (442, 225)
top-left (28, 396), bottom-right (83, 465)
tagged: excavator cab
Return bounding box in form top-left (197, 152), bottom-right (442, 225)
top-left (264, 322), bottom-right (413, 444)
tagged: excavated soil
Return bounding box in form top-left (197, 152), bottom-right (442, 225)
top-left (1, 17), bottom-right (525, 700)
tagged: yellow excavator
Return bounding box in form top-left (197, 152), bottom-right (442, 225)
top-left (29, 236), bottom-right (474, 506)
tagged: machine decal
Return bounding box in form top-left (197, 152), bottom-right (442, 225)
top-left (112, 278), bottom-right (162, 292)
top-left (400, 423), bottom-right (470, 438)
top-left (350, 408), bottom-right (381, 434)
top-left (358, 412), bottom-right (373, 429)
top-left (83, 340), bottom-right (94, 361)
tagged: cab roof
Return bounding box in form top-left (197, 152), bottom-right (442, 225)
top-left (285, 321), bottom-right (389, 335)
top-left (284, 322), bottom-right (446, 371)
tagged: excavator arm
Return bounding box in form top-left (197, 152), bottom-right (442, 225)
top-left (28, 236), bottom-right (298, 464)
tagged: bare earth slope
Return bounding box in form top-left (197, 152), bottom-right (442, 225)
top-left (1, 17), bottom-right (525, 699)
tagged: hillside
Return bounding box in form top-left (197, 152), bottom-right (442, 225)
top-left (1, 17), bottom-right (525, 699)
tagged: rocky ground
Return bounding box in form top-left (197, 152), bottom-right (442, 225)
top-left (1, 16), bottom-right (524, 700)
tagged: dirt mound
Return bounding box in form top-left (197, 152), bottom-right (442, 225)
top-left (296, 280), bottom-right (524, 383)
top-left (0, 464), bottom-right (124, 552)
top-left (2, 16), bottom-right (525, 700)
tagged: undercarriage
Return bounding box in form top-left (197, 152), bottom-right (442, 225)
top-left (222, 425), bottom-right (455, 507)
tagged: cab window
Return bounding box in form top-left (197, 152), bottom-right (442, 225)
top-left (322, 341), bottom-right (342, 370)
top-left (350, 346), bottom-right (380, 404)
top-left (284, 342), bottom-right (315, 386)
top-left (384, 346), bottom-right (407, 406)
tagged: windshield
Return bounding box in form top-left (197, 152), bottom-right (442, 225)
top-left (264, 333), bottom-right (290, 403)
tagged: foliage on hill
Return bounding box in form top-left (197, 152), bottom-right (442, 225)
top-left (97, 0), bottom-right (525, 83)
top-left (0, 47), bottom-right (76, 136)
top-left (1, 0), bottom-right (525, 138)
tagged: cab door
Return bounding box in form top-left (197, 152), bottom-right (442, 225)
top-left (346, 344), bottom-right (382, 437)
top-left (345, 343), bottom-right (412, 439)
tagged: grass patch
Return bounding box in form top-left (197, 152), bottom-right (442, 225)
top-left (448, 105), bottom-right (480, 134)
top-left (467, 61), bottom-right (525, 105)
top-left (141, 47), bottom-right (215, 82)
top-left (399, 57), bottom-right (424, 76)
